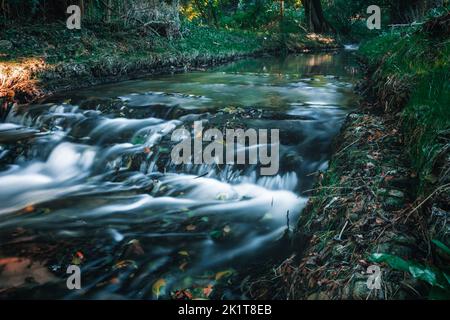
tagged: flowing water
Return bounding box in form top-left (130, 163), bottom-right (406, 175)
top-left (0, 52), bottom-right (359, 299)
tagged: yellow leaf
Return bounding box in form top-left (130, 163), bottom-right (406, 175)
top-left (152, 278), bottom-right (166, 298)
top-left (215, 269), bottom-right (234, 281)
top-left (23, 205), bottom-right (34, 213)
top-left (186, 224), bottom-right (196, 231)
top-left (178, 251), bottom-right (189, 256)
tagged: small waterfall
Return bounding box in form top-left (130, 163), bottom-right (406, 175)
top-left (0, 52), bottom-right (359, 299)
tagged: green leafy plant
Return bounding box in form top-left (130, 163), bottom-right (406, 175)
top-left (369, 251), bottom-right (450, 300)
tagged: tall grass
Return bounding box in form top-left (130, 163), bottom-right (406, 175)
top-left (359, 23), bottom-right (450, 194)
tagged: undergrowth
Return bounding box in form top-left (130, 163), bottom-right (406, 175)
top-left (0, 22), bottom-right (271, 64)
top-left (359, 18), bottom-right (450, 196)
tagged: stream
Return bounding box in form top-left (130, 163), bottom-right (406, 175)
top-left (0, 52), bottom-right (359, 299)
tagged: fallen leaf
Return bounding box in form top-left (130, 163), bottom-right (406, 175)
top-left (105, 277), bottom-right (118, 285)
top-left (186, 224), bottom-right (196, 231)
top-left (173, 289), bottom-right (193, 300)
top-left (72, 251), bottom-right (85, 265)
top-left (203, 284), bottom-right (213, 297)
top-left (113, 260), bottom-right (138, 270)
top-left (123, 239), bottom-right (145, 258)
top-left (215, 269), bottom-right (234, 281)
top-left (152, 278), bottom-right (166, 298)
top-left (23, 205), bottom-right (34, 213)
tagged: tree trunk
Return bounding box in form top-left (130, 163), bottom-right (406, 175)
top-left (301, 0), bottom-right (331, 33)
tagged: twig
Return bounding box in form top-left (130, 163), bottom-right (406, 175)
top-left (388, 22), bottom-right (424, 28)
top-left (302, 186), bottom-right (350, 194)
top-left (335, 138), bottom-right (361, 158)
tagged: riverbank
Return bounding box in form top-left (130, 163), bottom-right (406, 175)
top-left (0, 22), bottom-right (339, 107)
top-left (0, 51), bottom-right (355, 300)
top-left (248, 13), bottom-right (450, 300)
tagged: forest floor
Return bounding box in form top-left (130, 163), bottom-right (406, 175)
top-left (246, 13), bottom-right (450, 300)
top-left (0, 22), bottom-right (338, 107)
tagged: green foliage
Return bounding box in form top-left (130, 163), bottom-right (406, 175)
top-left (0, 21), bottom-right (268, 64)
top-left (432, 239), bottom-right (450, 256)
top-left (322, 0), bottom-right (386, 40)
top-left (404, 68), bottom-right (450, 187)
top-left (173, 22), bottom-right (270, 54)
top-left (231, 1), bottom-right (279, 29)
top-left (359, 15), bottom-right (450, 194)
top-left (370, 252), bottom-right (450, 299)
